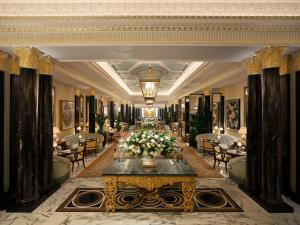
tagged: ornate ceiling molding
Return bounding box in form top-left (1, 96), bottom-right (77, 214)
top-left (0, 1), bottom-right (300, 17)
top-left (1, 16), bottom-right (300, 45)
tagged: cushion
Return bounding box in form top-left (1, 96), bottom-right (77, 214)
top-left (216, 154), bottom-right (232, 161)
top-left (66, 154), bottom-right (83, 161)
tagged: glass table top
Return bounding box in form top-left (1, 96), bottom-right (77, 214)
top-left (102, 159), bottom-right (197, 177)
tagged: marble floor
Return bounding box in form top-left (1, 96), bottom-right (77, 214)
top-left (1, 138), bottom-right (299, 225)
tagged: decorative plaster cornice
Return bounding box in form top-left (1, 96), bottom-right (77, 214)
top-left (0, 16), bottom-right (300, 45)
top-left (0, 1), bottom-right (300, 17)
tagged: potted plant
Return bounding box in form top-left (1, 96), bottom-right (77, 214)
top-left (189, 107), bottom-right (206, 147)
top-left (115, 115), bottom-right (121, 132)
top-left (95, 113), bottom-right (108, 147)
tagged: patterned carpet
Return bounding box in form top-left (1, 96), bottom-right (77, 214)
top-left (77, 143), bottom-right (117, 177)
top-left (56, 187), bottom-right (242, 212)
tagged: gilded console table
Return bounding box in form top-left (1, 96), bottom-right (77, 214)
top-left (102, 159), bottom-right (197, 212)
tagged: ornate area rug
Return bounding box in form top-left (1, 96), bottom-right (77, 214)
top-left (56, 188), bottom-right (242, 212)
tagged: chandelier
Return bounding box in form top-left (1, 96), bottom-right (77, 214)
top-left (139, 65), bottom-right (160, 107)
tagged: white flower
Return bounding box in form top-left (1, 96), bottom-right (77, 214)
top-left (160, 138), bottom-right (164, 142)
top-left (151, 139), bottom-right (155, 143)
top-left (142, 134), bottom-right (146, 138)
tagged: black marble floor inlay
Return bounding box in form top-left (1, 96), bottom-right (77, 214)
top-left (56, 187), bottom-right (243, 212)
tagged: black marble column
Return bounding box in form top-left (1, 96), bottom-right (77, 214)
top-left (204, 95), bottom-right (212, 133)
top-left (75, 90), bottom-right (80, 133)
top-left (9, 72), bottom-right (20, 196)
top-left (175, 104), bottom-right (179, 122)
top-left (125, 104), bottom-right (129, 124)
top-left (0, 70), bottom-right (4, 194)
top-left (120, 104), bottom-right (125, 122)
top-left (295, 70), bottom-right (300, 203)
top-left (89, 94), bottom-right (95, 133)
top-left (110, 101), bottom-right (115, 128)
top-left (280, 73), bottom-right (291, 196)
top-left (128, 106), bottom-right (132, 125)
top-left (132, 106), bottom-right (135, 125)
top-left (37, 71), bottom-right (53, 193)
top-left (220, 95), bottom-right (225, 133)
top-left (18, 66), bottom-right (39, 204)
top-left (245, 74), bottom-right (262, 195)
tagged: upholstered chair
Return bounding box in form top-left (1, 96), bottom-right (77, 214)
top-left (202, 139), bottom-right (215, 158)
top-left (85, 139), bottom-right (97, 155)
top-left (212, 143), bottom-right (232, 173)
top-left (65, 146), bottom-right (86, 172)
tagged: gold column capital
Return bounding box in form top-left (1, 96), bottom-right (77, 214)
top-left (294, 51), bottom-right (300, 72)
top-left (75, 88), bottom-right (80, 96)
top-left (0, 50), bottom-right (9, 71)
top-left (279, 55), bottom-right (290, 76)
top-left (38, 55), bottom-right (55, 75)
top-left (8, 55), bottom-right (20, 76)
top-left (257, 46), bottom-right (287, 70)
top-left (13, 47), bottom-right (41, 70)
top-left (89, 88), bottom-right (95, 96)
top-left (219, 88), bottom-right (225, 95)
top-left (203, 88), bottom-right (211, 96)
top-left (243, 55), bottom-right (261, 75)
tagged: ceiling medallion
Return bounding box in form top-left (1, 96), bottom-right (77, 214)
top-left (139, 65), bottom-right (160, 107)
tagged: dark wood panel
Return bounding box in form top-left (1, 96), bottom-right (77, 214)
top-left (0, 71), bottom-right (4, 193)
top-left (296, 71), bottom-right (300, 200)
top-left (75, 95), bottom-right (80, 133)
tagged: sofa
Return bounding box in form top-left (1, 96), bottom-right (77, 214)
top-left (60, 133), bottom-right (104, 153)
top-left (53, 155), bottom-right (71, 185)
top-left (228, 155), bottom-right (246, 184)
top-left (195, 133), bottom-right (240, 151)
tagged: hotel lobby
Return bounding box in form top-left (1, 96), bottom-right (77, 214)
top-left (0, 0), bottom-right (300, 224)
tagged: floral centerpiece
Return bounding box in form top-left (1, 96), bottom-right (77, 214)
top-left (123, 130), bottom-right (177, 163)
top-left (142, 118), bottom-right (158, 129)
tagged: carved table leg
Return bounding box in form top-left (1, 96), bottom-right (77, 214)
top-left (104, 176), bottom-right (117, 212)
top-left (182, 178), bottom-right (196, 212)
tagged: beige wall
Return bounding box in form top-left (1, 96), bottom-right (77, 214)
top-left (223, 80), bottom-right (247, 138)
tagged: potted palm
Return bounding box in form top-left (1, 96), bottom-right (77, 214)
top-left (95, 113), bottom-right (108, 147)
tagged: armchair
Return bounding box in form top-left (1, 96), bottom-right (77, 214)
top-left (212, 143), bottom-right (232, 173)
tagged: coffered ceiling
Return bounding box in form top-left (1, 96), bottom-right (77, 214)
top-left (108, 61), bottom-right (189, 92)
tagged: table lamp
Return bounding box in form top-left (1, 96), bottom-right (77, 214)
top-left (53, 127), bottom-right (61, 142)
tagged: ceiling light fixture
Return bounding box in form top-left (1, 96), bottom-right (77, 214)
top-left (139, 64), bottom-right (160, 107)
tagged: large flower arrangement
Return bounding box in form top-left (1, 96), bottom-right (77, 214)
top-left (142, 118), bottom-right (158, 129)
top-left (124, 129), bottom-right (177, 159)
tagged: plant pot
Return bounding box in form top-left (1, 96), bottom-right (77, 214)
top-left (142, 158), bottom-right (156, 168)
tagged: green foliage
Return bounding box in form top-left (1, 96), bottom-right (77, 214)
top-left (115, 115), bottom-right (121, 132)
top-left (189, 107), bottom-right (206, 147)
top-left (95, 113), bottom-right (107, 134)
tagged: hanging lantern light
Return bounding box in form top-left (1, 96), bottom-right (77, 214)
top-left (139, 64), bottom-right (160, 106)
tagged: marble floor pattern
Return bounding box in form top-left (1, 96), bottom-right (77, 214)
top-left (0, 177), bottom-right (300, 225)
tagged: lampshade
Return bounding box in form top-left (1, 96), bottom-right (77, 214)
top-left (53, 127), bottom-right (61, 135)
top-left (238, 127), bottom-right (247, 135)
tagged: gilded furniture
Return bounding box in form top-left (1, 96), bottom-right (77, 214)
top-left (196, 133), bottom-right (240, 150)
top-left (102, 159), bottom-right (197, 212)
top-left (65, 146), bottom-right (86, 172)
top-left (202, 139), bottom-right (215, 158)
top-left (212, 143), bottom-right (232, 173)
top-left (84, 139), bottom-right (97, 156)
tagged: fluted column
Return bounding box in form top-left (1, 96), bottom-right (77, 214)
top-left (125, 104), bottom-right (129, 124)
top-left (88, 89), bottom-right (95, 133)
top-left (204, 88), bottom-right (212, 133)
top-left (14, 47), bottom-right (41, 204)
top-left (128, 105), bottom-right (132, 125)
top-left (75, 88), bottom-right (80, 133)
top-left (259, 46), bottom-right (287, 206)
top-left (132, 105), bottom-right (135, 125)
top-left (243, 55), bottom-right (262, 195)
top-left (8, 56), bottom-right (20, 195)
top-left (0, 51), bottom-right (8, 194)
top-left (37, 56), bottom-right (54, 193)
